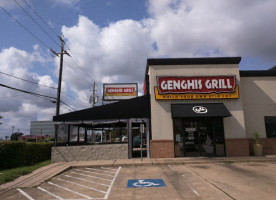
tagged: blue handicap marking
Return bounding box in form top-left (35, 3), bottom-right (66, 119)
top-left (127, 179), bottom-right (166, 188)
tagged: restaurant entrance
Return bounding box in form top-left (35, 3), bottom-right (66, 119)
top-left (173, 118), bottom-right (226, 157)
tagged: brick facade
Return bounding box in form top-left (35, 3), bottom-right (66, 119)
top-left (150, 140), bottom-right (174, 158)
top-left (225, 138), bottom-right (250, 156)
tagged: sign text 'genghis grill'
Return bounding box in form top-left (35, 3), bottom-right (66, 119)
top-left (157, 76), bottom-right (236, 94)
top-left (103, 83), bottom-right (138, 101)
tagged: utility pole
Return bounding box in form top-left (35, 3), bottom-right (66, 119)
top-left (52, 37), bottom-right (70, 116)
top-left (51, 36), bottom-right (69, 146)
top-left (90, 82), bottom-right (97, 107)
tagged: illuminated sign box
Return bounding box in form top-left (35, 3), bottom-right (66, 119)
top-left (155, 76), bottom-right (239, 100)
top-left (103, 83), bottom-right (138, 101)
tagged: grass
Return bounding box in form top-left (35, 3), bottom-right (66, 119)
top-left (0, 160), bottom-right (51, 185)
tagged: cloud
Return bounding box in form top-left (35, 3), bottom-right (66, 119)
top-left (61, 16), bottom-right (155, 104)
top-left (146, 0), bottom-right (276, 62)
top-left (0, 46), bottom-right (78, 138)
top-left (1, 0), bottom-right (276, 138)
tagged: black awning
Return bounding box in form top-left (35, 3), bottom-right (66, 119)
top-left (53, 95), bottom-right (150, 122)
top-left (171, 103), bottom-right (231, 118)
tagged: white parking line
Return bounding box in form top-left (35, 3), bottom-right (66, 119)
top-left (56, 178), bottom-right (107, 194)
top-left (64, 175), bottom-right (109, 187)
top-left (76, 169), bottom-right (115, 178)
top-left (168, 165), bottom-right (175, 172)
top-left (182, 175), bottom-right (200, 196)
top-left (72, 171), bottom-right (113, 181)
top-left (85, 168), bottom-right (116, 174)
top-left (104, 167), bottom-right (121, 199)
top-left (17, 188), bottom-right (35, 200)
top-left (37, 186), bottom-right (64, 200)
top-left (100, 167), bottom-right (117, 171)
top-left (48, 182), bottom-right (93, 199)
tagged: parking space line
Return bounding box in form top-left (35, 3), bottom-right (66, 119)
top-left (37, 186), bottom-right (64, 200)
top-left (104, 167), bottom-right (121, 199)
top-left (100, 167), bottom-right (117, 171)
top-left (76, 169), bottom-right (115, 178)
top-left (17, 188), bottom-right (35, 200)
top-left (56, 178), bottom-right (107, 194)
top-left (74, 169), bottom-right (113, 181)
top-left (181, 175), bottom-right (200, 196)
top-left (168, 165), bottom-right (175, 172)
top-left (64, 175), bottom-right (109, 187)
top-left (167, 165), bottom-right (200, 197)
top-left (48, 181), bottom-right (93, 199)
top-left (85, 168), bottom-right (116, 174)
top-left (72, 171), bottom-right (113, 181)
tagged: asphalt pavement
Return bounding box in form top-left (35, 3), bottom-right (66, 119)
top-left (0, 156), bottom-right (276, 199)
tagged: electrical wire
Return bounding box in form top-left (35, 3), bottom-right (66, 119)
top-left (13, 0), bottom-right (60, 48)
top-left (0, 6), bottom-right (51, 50)
top-left (0, 71), bottom-right (89, 107)
top-left (0, 83), bottom-right (56, 101)
top-left (21, 0), bottom-right (60, 40)
top-left (0, 71), bottom-right (57, 90)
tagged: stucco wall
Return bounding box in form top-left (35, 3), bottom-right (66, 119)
top-left (51, 144), bottom-right (128, 162)
top-left (240, 77), bottom-right (276, 138)
top-left (148, 64), bottom-right (246, 140)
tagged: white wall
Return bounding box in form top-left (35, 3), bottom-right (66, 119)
top-left (240, 77), bottom-right (276, 138)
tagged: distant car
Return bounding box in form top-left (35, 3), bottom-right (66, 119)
top-left (133, 136), bottom-right (146, 147)
top-left (122, 136), bottom-right (128, 142)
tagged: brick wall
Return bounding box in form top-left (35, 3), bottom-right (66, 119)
top-left (225, 138), bottom-right (250, 156)
top-left (150, 140), bottom-right (174, 158)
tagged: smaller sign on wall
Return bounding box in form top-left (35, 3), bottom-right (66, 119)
top-left (103, 83), bottom-right (138, 101)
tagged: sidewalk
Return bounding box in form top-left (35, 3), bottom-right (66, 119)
top-left (1, 155), bottom-right (276, 195)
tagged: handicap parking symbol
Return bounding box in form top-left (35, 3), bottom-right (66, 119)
top-left (127, 179), bottom-right (166, 188)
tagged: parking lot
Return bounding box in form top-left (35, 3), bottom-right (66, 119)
top-left (1, 161), bottom-right (276, 200)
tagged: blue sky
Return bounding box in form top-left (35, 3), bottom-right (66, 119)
top-left (0, 0), bottom-right (276, 138)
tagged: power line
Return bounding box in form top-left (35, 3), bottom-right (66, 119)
top-left (0, 83), bottom-right (56, 101)
top-left (0, 6), bottom-right (51, 50)
top-left (0, 71), bottom-right (57, 90)
top-left (0, 83), bottom-right (76, 112)
top-left (21, 0), bottom-right (60, 39)
top-left (0, 70), bottom-right (90, 108)
top-left (13, 0), bottom-right (60, 48)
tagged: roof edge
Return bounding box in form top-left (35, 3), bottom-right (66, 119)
top-left (147, 57), bottom-right (241, 66)
top-left (240, 70), bottom-right (276, 77)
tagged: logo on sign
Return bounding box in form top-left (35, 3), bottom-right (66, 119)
top-left (193, 106), bottom-right (208, 114)
top-left (127, 179), bottom-right (166, 188)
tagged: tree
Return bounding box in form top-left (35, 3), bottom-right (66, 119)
top-left (10, 132), bottom-right (24, 141)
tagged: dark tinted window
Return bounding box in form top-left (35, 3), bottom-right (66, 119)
top-left (265, 116), bottom-right (276, 138)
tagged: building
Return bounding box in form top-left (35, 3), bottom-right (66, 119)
top-left (30, 121), bottom-right (55, 136)
top-left (52, 57), bottom-right (276, 161)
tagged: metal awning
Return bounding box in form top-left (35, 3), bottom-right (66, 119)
top-left (171, 103), bottom-right (231, 118)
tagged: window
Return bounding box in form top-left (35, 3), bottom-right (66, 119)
top-left (265, 116), bottom-right (276, 138)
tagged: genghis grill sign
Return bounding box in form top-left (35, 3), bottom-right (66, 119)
top-left (155, 76), bottom-right (239, 100)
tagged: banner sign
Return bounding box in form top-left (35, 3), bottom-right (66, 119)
top-left (103, 83), bottom-right (138, 101)
top-left (155, 76), bottom-right (238, 100)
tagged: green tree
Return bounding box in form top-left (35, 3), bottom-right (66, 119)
top-left (10, 132), bottom-right (24, 141)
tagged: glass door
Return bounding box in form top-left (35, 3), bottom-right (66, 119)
top-left (173, 118), bottom-right (225, 157)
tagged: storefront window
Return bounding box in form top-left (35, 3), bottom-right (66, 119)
top-left (265, 116), bottom-right (276, 138)
top-left (173, 117), bottom-right (225, 157)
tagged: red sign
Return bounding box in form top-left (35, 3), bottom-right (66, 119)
top-left (105, 87), bottom-right (135, 94)
top-left (157, 76), bottom-right (236, 94)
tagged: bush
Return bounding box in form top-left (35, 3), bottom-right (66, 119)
top-left (0, 141), bottom-right (26, 169)
top-left (0, 141), bottom-right (53, 170)
top-left (25, 143), bottom-right (53, 165)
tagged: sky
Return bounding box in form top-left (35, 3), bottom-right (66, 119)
top-left (0, 0), bottom-right (276, 138)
